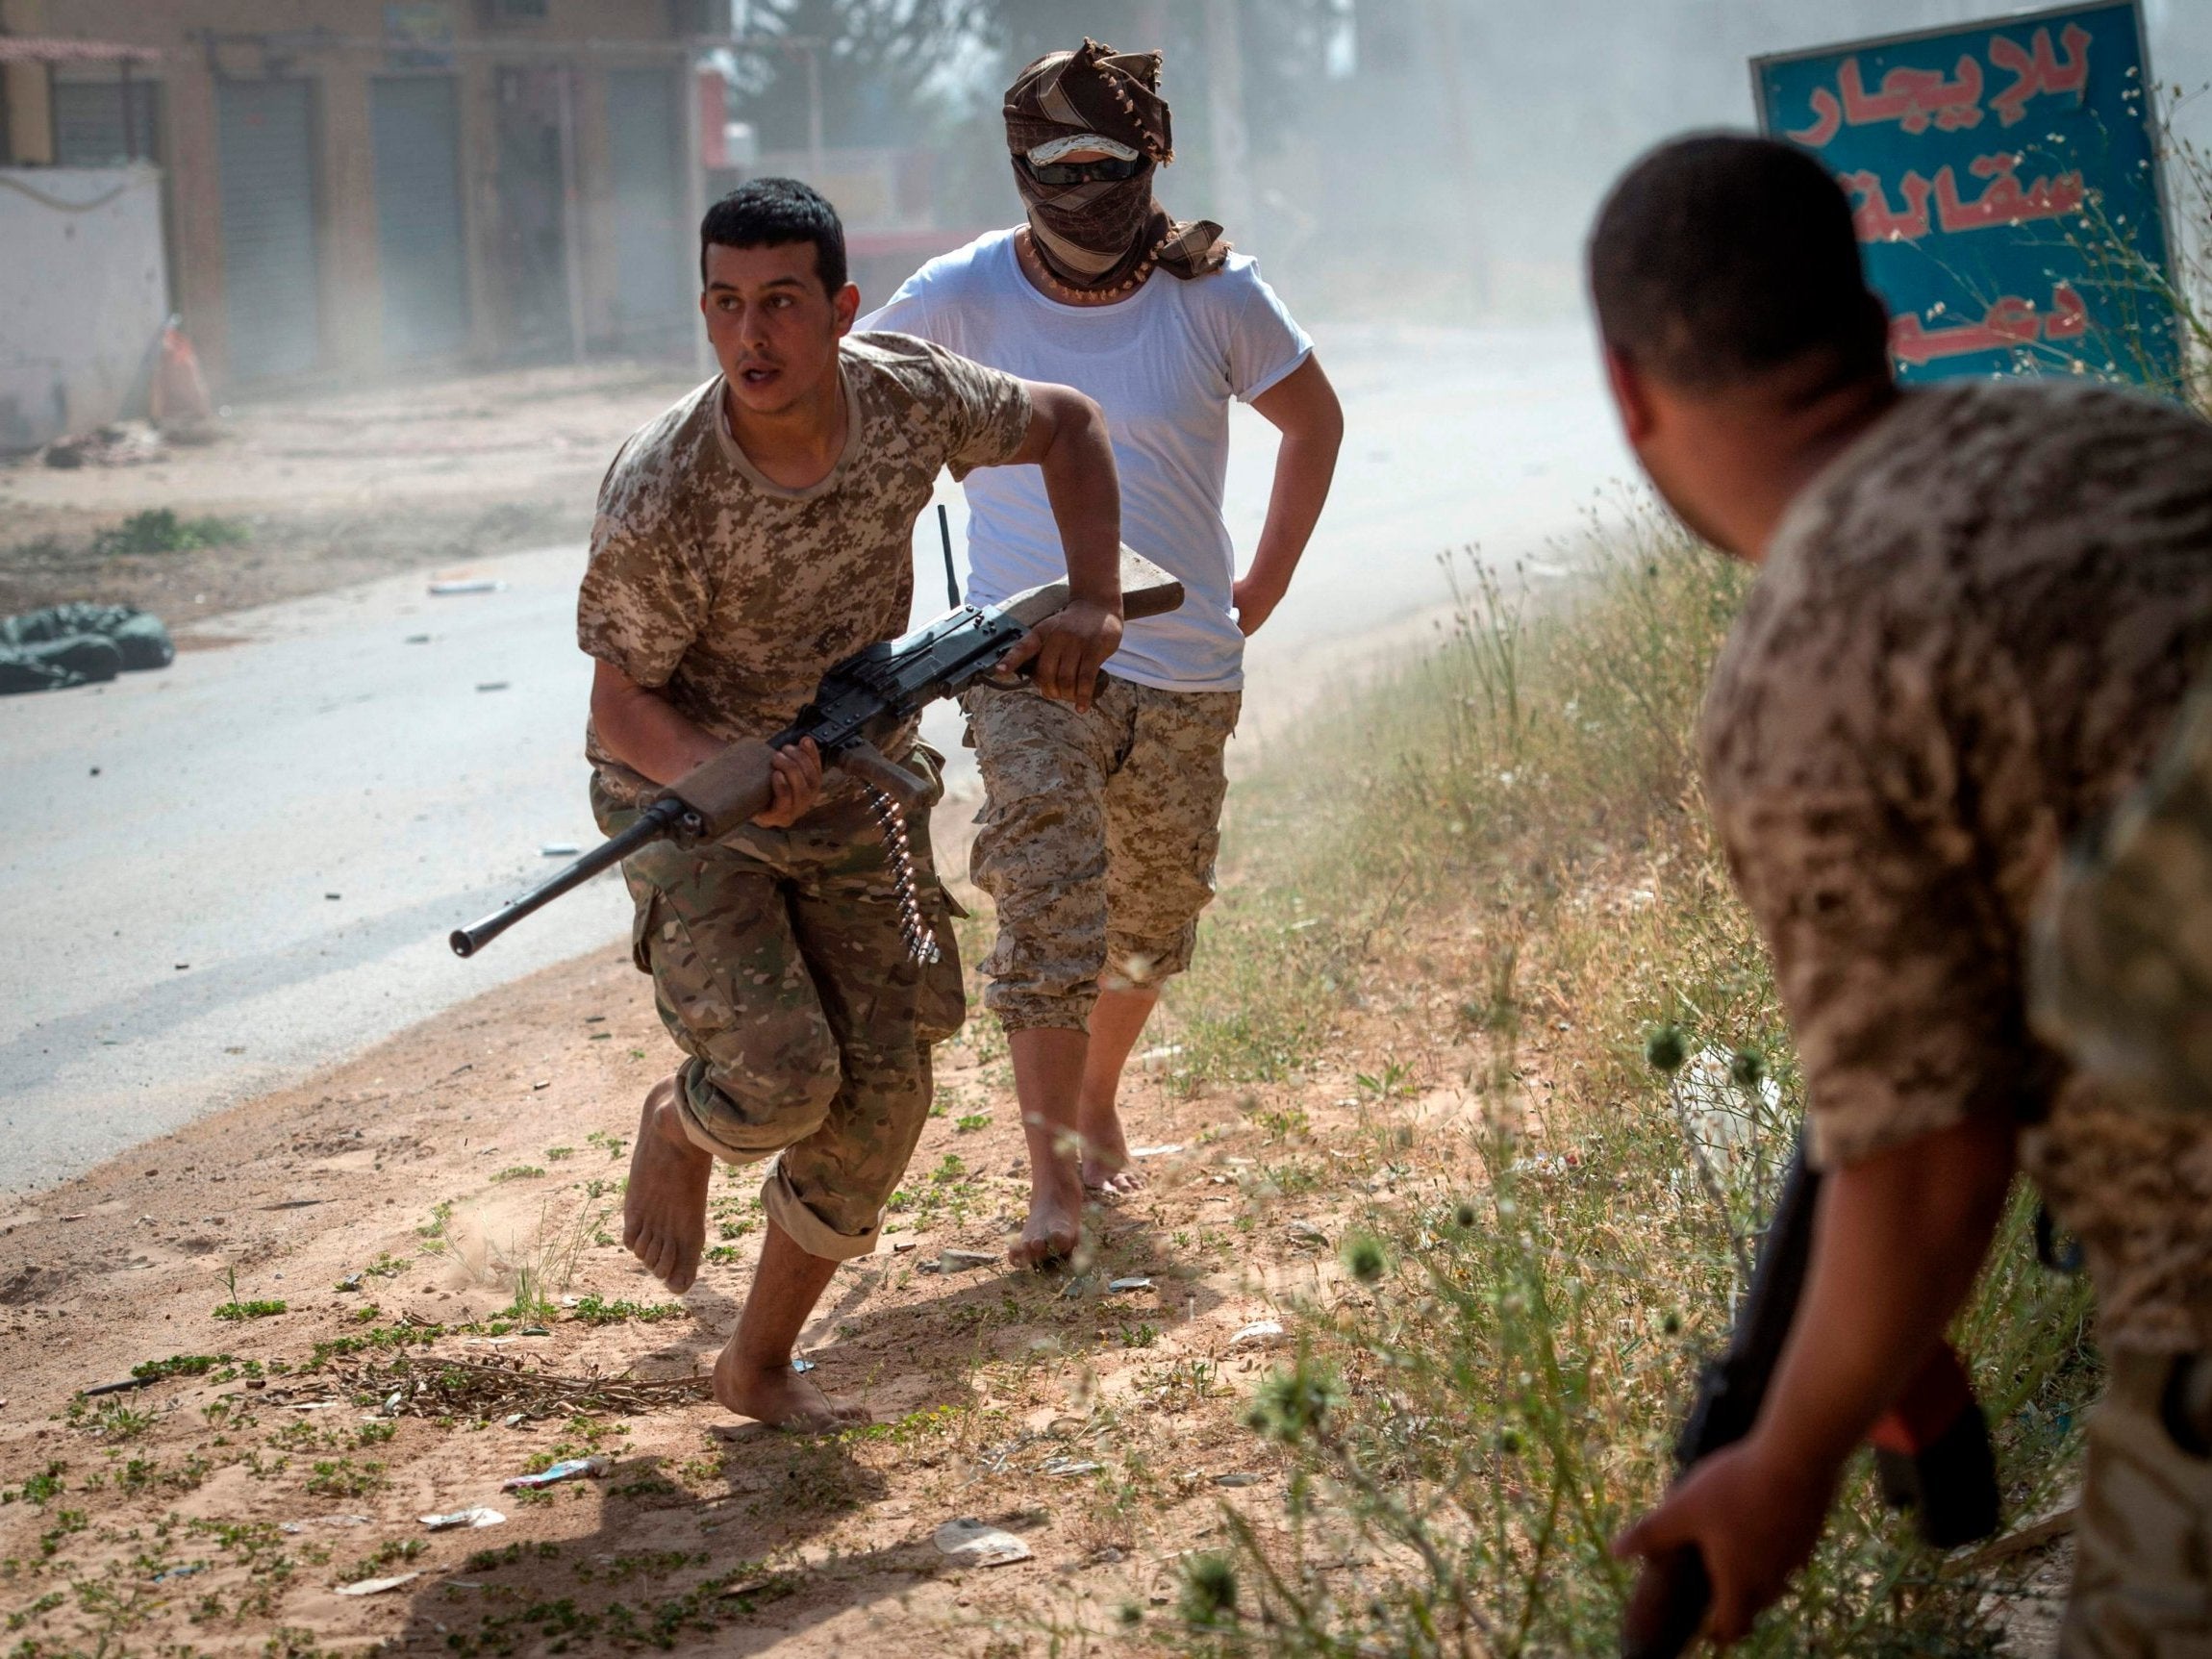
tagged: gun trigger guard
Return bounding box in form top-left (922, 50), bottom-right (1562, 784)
top-left (834, 739), bottom-right (931, 813)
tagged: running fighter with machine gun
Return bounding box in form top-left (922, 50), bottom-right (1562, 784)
top-left (449, 546), bottom-right (1185, 961)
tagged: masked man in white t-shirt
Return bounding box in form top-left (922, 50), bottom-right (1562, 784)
top-left (863, 38), bottom-right (1344, 1267)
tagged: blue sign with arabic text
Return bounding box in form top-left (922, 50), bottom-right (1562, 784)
top-left (1754, 1), bottom-right (2177, 388)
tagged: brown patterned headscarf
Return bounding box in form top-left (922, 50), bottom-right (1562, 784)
top-left (1003, 38), bottom-right (1230, 292)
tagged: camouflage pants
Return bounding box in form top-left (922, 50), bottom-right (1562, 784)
top-left (591, 766), bottom-right (963, 1263)
top-left (2058, 1348), bottom-right (2212, 1656)
top-left (960, 674), bottom-right (1241, 1031)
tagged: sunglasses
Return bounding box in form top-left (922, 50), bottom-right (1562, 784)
top-left (1020, 154), bottom-right (1145, 187)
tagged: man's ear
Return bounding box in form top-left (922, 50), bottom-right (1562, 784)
top-left (833, 282), bottom-right (862, 338)
top-left (1602, 342), bottom-right (1658, 447)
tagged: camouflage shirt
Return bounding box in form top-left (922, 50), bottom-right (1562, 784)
top-left (1701, 381), bottom-right (2212, 1350)
top-left (578, 332), bottom-right (1033, 804)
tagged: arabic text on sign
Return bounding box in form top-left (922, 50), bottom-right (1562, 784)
top-left (1786, 23), bottom-right (2093, 148)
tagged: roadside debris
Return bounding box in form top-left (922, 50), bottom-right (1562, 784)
top-left (540, 843), bottom-right (581, 857)
top-left (1229, 1320), bottom-right (1287, 1349)
top-left (421, 1507), bottom-right (506, 1532)
top-left (501, 1455), bottom-right (610, 1491)
top-left (81, 1376), bottom-right (158, 1397)
top-left (1129, 1144), bottom-right (1184, 1159)
top-left (336, 1571), bottom-right (421, 1596)
top-left (1212, 1471), bottom-right (1265, 1487)
top-left (1107, 1277), bottom-right (1153, 1293)
top-left (932, 1518), bottom-right (1033, 1567)
top-left (428, 579), bottom-right (503, 596)
top-left (1, 603), bottom-right (175, 695)
top-left (1039, 1456), bottom-right (1102, 1477)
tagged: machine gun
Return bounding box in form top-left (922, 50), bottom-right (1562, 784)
top-left (1621, 1144), bottom-right (2001, 1657)
top-left (449, 548), bottom-right (1183, 961)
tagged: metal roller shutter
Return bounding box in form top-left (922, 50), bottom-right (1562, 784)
top-left (52, 81), bottom-right (161, 165)
top-left (215, 80), bottom-right (320, 382)
top-left (371, 76), bottom-right (469, 363)
top-left (606, 68), bottom-right (689, 354)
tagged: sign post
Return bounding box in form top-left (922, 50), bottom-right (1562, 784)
top-left (1753, 2), bottom-right (2179, 390)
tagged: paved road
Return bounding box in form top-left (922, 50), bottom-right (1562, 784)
top-left (0, 321), bottom-right (1630, 1191)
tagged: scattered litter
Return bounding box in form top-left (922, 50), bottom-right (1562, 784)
top-left (420, 1507), bottom-right (505, 1532)
top-left (1061, 1277), bottom-right (1091, 1298)
top-left (404, 634), bottom-right (431, 644)
top-left (82, 1376), bottom-right (157, 1397)
top-left (1960, 1504), bottom-right (2077, 1570)
top-left (476, 681), bottom-right (510, 693)
top-left (791, 1357), bottom-right (816, 1373)
top-left (1106, 1277), bottom-right (1153, 1293)
top-left (891, 1241), bottom-right (917, 1254)
top-left (1229, 1320), bottom-right (1286, 1349)
top-left (280, 1523), bottom-right (303, 1534)
top-left (287, 1401), bottom-right (341, 1412)
top-left (1285, 1219), bottom-right (1329, 1248)
top-left (338, 1571), bottom-right (421, 1596)
top-left (531, 1079), bottom-right (550, 1091)
top-left (60, 1213), bottom-right (87, 1221)
top-left (716, 1576), bottom-right (778, 1599)
top-left (324, 892), bottom-right (341, 901)
top-left (1039, 1456), bottom-right (1102, 1477)
top-left (262, 1199), bottom-right (323, 1211)
top-left (559, 1295), bottom-right (580, 1308)
top-left (540, 843), bottom-right (581, 857)
top-left (501, 1455), bottom-right (610, 1491)
top-left (933, 1518), bottom-right (1033, 1567)
top-left (336, 1274), bottom-right (364, 1293)
top-left (501, 1413), bottom-right (526, 1428)
top-left (428, 579), bottom-right (502, 596)
top-left (1133, 1044), bottom-right (1184, 1068)
top-left (152, 1565), bottom-right (201, 1581)
top-left (1129, 1144), bottom-right (1183, 1159)
top-left (1213, 1472), bottom-right (1266, 1488)
top-left (519, 1324), bottom-right (550, 1337)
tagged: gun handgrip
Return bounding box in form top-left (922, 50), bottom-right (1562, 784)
top-left (657, 739), bottom-right (776, 842)
top-left (1622, 1546), bottom-right (1710, 1659)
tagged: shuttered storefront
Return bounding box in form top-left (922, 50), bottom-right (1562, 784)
top-left (605, 67), bottom-right (689, 355)
top-left (370, 76), bottom-right (469, 363)
top-left (52, 80), bottom-right (161, 165)
top-left (215, 80), bottom-right (320, 382)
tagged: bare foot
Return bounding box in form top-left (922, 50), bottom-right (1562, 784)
top-left (1011, 1169), bottom-right (1083, 1269)
top-left (1078, 1100), bottom-right (1144, 1195)
top-left (713, 1345), bottom-right (868, 1431)
top-left (622, 1076), bottom-right (713, 1294)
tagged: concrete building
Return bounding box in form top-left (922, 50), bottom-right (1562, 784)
top-left (0, 0), bottom-right (724, 392)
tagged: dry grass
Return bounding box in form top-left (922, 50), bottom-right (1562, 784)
top-left (1124, 512), bottom-right (2099, 1656)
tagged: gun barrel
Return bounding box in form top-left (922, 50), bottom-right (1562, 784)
top-left (449, 797), bottom-right (689, 958)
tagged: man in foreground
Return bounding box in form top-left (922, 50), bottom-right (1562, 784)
top-left (862, 38), bottom-right (1342, 1266)
top-left (1595, 135), bottom-right (2212, 1647)
top-left (584, 179), bottom-right (1123, 1429)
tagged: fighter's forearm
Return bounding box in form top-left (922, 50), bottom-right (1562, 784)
top-left (1034, 391), bottom-right (1123, 612)
top-left (590, 660), bottom-right (722, 788)
top-left (1243, 426), bottom-right (1340, 598)
top-left (1749, 1115), bottom-right (2016, 1474)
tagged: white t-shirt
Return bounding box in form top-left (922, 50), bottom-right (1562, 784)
top-left (860, 229), bottom-right (1313, 691)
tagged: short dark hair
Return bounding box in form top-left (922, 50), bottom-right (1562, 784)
top-left (1588, 133), bottom-right (1890, 393)
top-left (699, 177), bottom-right (847, 293)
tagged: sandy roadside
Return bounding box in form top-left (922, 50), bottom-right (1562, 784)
top-left (0, 868), bottom-right (1449, 1655)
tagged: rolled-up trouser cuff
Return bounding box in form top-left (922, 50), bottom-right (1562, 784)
top-left (761, 1169), bottom-right (886, 1262)
top-left (988, 996), bottom-right (1097, 1034)
top-left (668, 1060), bottom-right (788, 1165)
